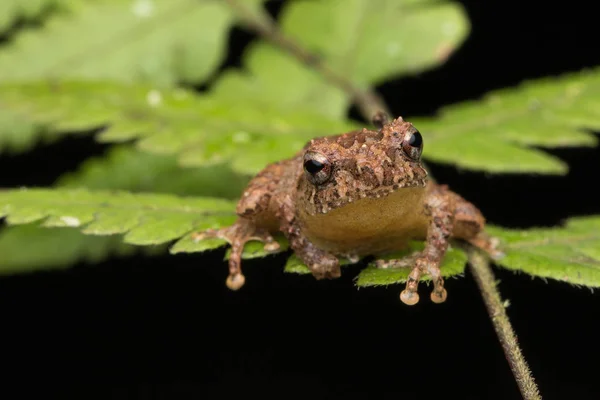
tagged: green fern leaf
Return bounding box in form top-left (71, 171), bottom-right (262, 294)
top-left (0, 0), bottom-right (243, 86)
top-left (283, 253), bottom-right (357, 275)
top-left (0, 188), bottom-right (236, 240)
top-left (487, 217), bottom-right (600, 286)
top-left (411, 68), bottom-right (600, 174)
top-left (0, 0), bottom-right (267, 156)
top-left (223, 234), bottom-right (289, 260)
top-left (215, 0), bottom-right (469, 118)
top-left (0, 81), bottom-right (358, 173)
top-left (0, 0), bottom-right (59, 33)
top-left (355, 243), bottom-right (468, 286)
top-left (0, 146), bottom-right (249, 273)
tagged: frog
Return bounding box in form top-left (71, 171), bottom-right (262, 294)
top-left (192, 113), bottom-right (501, 305)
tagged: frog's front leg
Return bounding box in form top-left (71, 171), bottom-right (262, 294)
top-left (278, 202), bottom-right (341, 280)
top-left (191, 165), bottom-right (283, 290)
top-left (191, 218), bottom-right (279, 290)
top-left (377, 190), bottom-right (454, 306)
top-left (289, 227), bottom-right (341, 279)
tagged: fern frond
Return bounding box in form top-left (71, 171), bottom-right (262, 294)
top-left (0, 188), bottom-right (236, 257)
top-left (411, 68), bottom-right (600, 174)
top-left (0, 81), bottom-right (358, 173)
top-left (487, 218), bottom-right (600, 286)
top-left (215, 0), bottom-right (469, 119)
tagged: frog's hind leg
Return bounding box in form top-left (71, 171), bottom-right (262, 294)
top-left (453, 197), bottom-right (504, 260)
top-left (192, 218), bottom-right (280, 290)
top-left (376, 186), bottom-right (455, 306)
top-left (192, 161), bottom-right (285, 290)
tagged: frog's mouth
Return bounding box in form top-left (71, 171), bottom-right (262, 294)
top-left (315, 177), bottom-right (428, 214)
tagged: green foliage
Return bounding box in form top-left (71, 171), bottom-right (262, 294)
top-left (57, 146), bottom-right (248, 199)
top-left (0, 0), bottom-right (240, 86)
top-left (487, 217), bottom-right (600, 287)
top-left (3, 67), bottom-right (599, 176)
top-left (0, 0), bottom-right (264, 156)
top-left (214, 0), bottom-right (469, 118)
top-left (412, 68), bottom-right (600, 174)
top-left (0, 81), bottom-right (358, 173)
top-left (0, 188), bottom-right (236, 243)
top-left (0, 223), bottom-right (135, 274)
top-left (0, 0), bottom-right (59, 33)
top-left (0, 146), bottom-right (249, 272)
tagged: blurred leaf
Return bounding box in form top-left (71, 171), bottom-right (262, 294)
top-left (0, 0), bottom-right (60, 33)
top-left (215, 0), bottom-right (469, 118)
top-left (0, 0), bottom-right (239, 86)
top-left (412, 68), bottom-right (600, 174)
top-left (487, 217), bottom-right (600, 287)
top-left (57, 145), bottom-right (249, 199)
top-left (0, 81), bottom-right (358, 174)
top-left (0, 223), bottom-right (135, 274)
top-left (0, 110), bottom-right (44, 153)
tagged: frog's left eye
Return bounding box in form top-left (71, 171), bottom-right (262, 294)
top-left (401, 129), bottom-right (423, 160)
top-left (303, 152), bottom-right (332, 185)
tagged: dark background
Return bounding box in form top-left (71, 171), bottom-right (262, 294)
top-left (1, 0), bottom-right (599, 399)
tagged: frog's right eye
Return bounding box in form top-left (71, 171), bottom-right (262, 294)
top-left (401, 128), bottom-right (423, 160)
top-left (303, 152), bottom-right (332, 185)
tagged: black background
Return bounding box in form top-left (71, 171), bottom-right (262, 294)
top-left (1, 1), bottom-right (599, 399)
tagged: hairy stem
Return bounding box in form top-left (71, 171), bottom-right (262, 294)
top-left (468, 249), bottom-right (541, 400)
top-left (224, 0), bottom-right (390, 121)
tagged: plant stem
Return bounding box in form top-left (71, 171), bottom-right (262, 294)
top-left (224, 0), bottom-right (391, 121)
top-left (468, 249), bottom-right (542, 400)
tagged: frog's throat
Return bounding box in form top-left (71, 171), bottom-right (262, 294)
top-left (313, 177), bottom-right (428, 215)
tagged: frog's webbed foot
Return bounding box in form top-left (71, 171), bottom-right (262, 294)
top-left (375, 251), bottom-right (446, 306)
top-left (191, 218), bottom-right (280, 290)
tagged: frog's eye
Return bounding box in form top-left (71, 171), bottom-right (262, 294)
top-left (401, 129), bottom-right (423, 160)
top-left (303, 152), bottom-right (332, 185)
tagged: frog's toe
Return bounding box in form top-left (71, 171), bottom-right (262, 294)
top-left (263, 241), bottom-right (281, 252)
top-left (226, 272), bottom-right (246, 291)
top-left (430, 287), bottom-right (447, 304)
top-left (191, 229), bottom-right (219, 242)
top-left (309, 256), bottom-right (341, 280)
top-left (400, 289), bottom-right (420, 306)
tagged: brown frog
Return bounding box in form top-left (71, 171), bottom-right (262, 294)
top-left (193, 113), bottom-right (501, 305)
